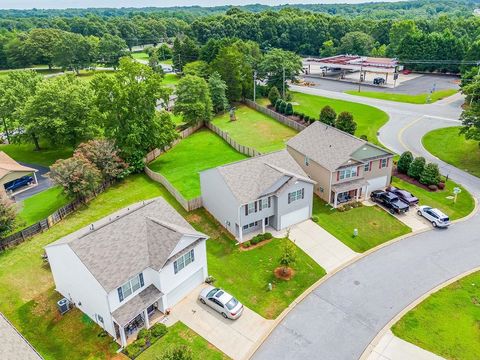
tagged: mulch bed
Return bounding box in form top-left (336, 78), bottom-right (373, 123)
top-left (265, 104), bottom-right (310, 127)
top-left (239, 238), bottom-right (273, 251)
top-left (274, 267), bottom-right (295, 281)
top-left (392, 170), bottom-right (443, 193)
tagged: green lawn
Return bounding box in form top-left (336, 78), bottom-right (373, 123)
top-left (163, 73), bottom-right (180, 87)
top-left (160, 59), bottom-right (173, 66)
top-left (0, 142), bottom-right (72, 167)
top-left (312, 196), bottom-right (411, 253)
top-left (16, 187), bottom-right (70, 229)
top-left (131, 51), bottom-right (149, 60)
top-left (345, 89), bottom-right (457, 104)
top-left (211, 104), bottom-right (297, 153)
top-left (422, 126), bottom-right (480, 178)
top-left (148, 129), bottom-right (247, 199)
top-left (291, 92), bottom-right (389, 145)
top-left (391, 177), bottom-right (474, 221)
top-left (137, 321), bottom-right (228, 360)
top-left (392, 270), bottom-right (480, 360)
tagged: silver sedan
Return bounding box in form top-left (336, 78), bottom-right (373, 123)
top-left (198, 286), bottom-right (244, 320)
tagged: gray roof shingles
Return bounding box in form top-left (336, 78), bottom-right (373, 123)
top-left (0, 313), bottom-right (43, 360)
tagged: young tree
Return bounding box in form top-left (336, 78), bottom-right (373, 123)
top-left (397, 151), bottom-right (414, 174)
top-left (174, 75), bottom-right (213, 126)
top-left (268, 86), bottom-right (280, 106)
top-left (275, 98), bottom-right (283, 112)
top-left (0, 197), bottom-right (17, 237)
top-left (74, 140), bottom-right (129, 182)
top-left (208, 72), bottom-right (229, 114)
top-left (183, 60), bottom-right (210, 79)
top-left (279, 240), bottom-right (297, 276)
top-left (156, 43), bottom-right (172, 61)
top-left (319, 39), bottom-right (336, 57)
top-left (285, 102), bottom-right (293, 116)
top-left (407, 157), bottom-right (426, 180)
top-left (98, 34), bottom-right (127, 68)
top-left (49, 155), bottom-right (102, 201)
top-left (258, 48), bottom-right (302, 95)
top-left (335, 112), bottom-right (357, 135)
top-left (319, 105), bottom-right (337, 126)
top-left (420, 163), bottom-right (441, 186)
top-left (160, 345), bottom-right (193, 360)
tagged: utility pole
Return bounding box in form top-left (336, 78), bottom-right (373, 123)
top-left (358, 63), bottom-right (363, 92)
top-left (282, 66), bottom-right (286, 99)
top-left (253, 70), bottom-right (257, 102)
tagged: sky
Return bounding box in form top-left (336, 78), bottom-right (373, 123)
top-left (0, 0), bottom-right (402, 10)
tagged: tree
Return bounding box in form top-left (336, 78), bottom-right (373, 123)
top-left (49, 154), bottom-right (102, 201)
top-left (388, 20), bottom-right (420, 55)
top-left (420, 163), bottom-right (441, 186)
top-left (20, 75), bottom-right (99, 147)
top-left (460, 104), bottom-right (480, 145)
top-left (148, 51), bottom-right (164, 74)
top-left (279, 240), bottom-right (297, 276)
top-left (275, 98), bottom-right (282, 112)
top-left (285, 102), bottom-right (293, 116)
top-left (172, 36), bottom-right (200, 72)
top-left (91, 58), bottom-right (173, 169)
top-left (461, 72), bottom-right (480, 106)
top-left (0, 197), bottom-right (16, 237)
top-left (339, 31), bottom-right (375, 55)
top-left (174, 75), bottom-right (213, 126)
top-left (319, 105), bottom-right (336, 126)
top-left (319, 39), bottom-right (336, 57)
top-left (268, 86), bottom-right (280, 106)
top-left (74, 140), bottom-right (129, 182)
top-left (397, 151), bottom-right (414, 174)
top-left (407, 157), bottom-right (426, 180)
top-left (98, 34), bottom-right (127, 68)
top-left (258, 48), bottom-right (302, 95)
top-left (159, 345), bottom-right (193, 360)
top-left (183, 60), bottom-right (209, 79)
top-left (53, 31), bottom-right (93, 73)
top-left (335, 112), bottom-right (357, 135)
top-left (156, 43), bottom-right (172, 61)
top-left (24, 28), bottom-right (64, 69)
top-left (208, 72), bottom-right (228, 114)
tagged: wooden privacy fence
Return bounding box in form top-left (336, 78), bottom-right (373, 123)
top-left (205, 122), bottom-right (262, 157)
top-left (244, 99), bottom-right (307, 132)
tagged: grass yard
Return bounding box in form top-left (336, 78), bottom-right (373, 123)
top-left (312, 196), bottom-right (411, 253)
top-left (163, 73), bottom-right (180, 87)
top-left (422, 126), bottom-right (480, 178)
top-left (0, 142), bottom-right (72, 167)
top-left (148, 129), bottom-right (247, 199)
top-left (345, 89), bottom-right (457, 104)
top-left (193, 209), bottom-right (326, 319)
top-left (211, 104), bottom-right (297, 153)
top-left (137, 321), bottom-right (228, 360)
top-left (392, 270), bottom-right (480, 360)
top-left (131, 51), bottom-right (149, 60)
top-left (291, 92), bottom-right (389, 146)
top-left (391, 177), bottom-right (474, 221)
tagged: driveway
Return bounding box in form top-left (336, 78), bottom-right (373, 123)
top-left (289, 220), bottom-right (358, 272)
top-left (13, 163), bottom-right (53, 201)
top-left (169, 285), bottom-right (273, 360)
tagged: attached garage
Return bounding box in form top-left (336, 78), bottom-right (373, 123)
top-left (366, 176), bottom-right (388, 195)
top-left (164, 268), bottom-right (205, 309)
top-left (280, 206), bottom-right (310, 229)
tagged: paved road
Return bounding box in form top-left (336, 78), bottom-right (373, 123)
top-left (253, 87), bottom-right (480, 360)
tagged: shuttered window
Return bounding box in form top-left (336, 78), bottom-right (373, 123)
top-left (288, 189), bottom-right (304, 204)
top-left (117, 272), bottom-right (144, 302)
top-left (174, 249), bottom-right (195, 274)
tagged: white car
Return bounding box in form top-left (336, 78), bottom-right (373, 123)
top-left (417, 206), bottom-right (450, 228)
top-left (198, 286), bottom-right (244, 319)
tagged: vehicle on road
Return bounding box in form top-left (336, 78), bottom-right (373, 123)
top-left (417, 206), bottom-right (450, 228)
top-left (4, 175), bottom-right (34, 192)
top-left (199, 286), bottom-right (244, 320)
top-left (370, 190), bottom-right (410, 214)
top-left (388, 186), bottom-right (419, 206)
top-left (373, 77), bottom-right (386, 85)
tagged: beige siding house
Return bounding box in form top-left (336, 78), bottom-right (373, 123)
top-left (287, 122), bottom-right (394, 207)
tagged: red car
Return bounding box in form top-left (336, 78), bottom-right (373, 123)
top-left (402, 69), bottom-right (412, 75)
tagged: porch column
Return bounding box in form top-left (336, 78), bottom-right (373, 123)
top-left (239, 225), bottom-right (243, 243)
top-left (33, 172), bottom-right (38, 185)
top-left (355, 189), bottom-right (359, 201)
top-left (119, 325), bottom-right (127, 347)
top-left (262, 218), bottom-right (265, 234)
top-left (333, 192), bottom-right (338, 208)
top-left (143, 308), bottom-right (150, 329)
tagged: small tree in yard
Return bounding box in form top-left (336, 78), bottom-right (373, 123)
top-left (268, 86), bottom-right (281, 106)
top-left (285, 102), bottom-right (293, 116)
top-left (0, 197), bottom-right (16, 237)
top-left (159, 345), bottom-right (193, 360)
top-left (407, 156), bottom-right (426, 180)
top-left (319, 105), bottom-right (336, 126)
top-left (275, 98), bottom-right (282, 112)
top-left (49, 155), bottom-right (102, 201)
top-left (279, 240), bottom-right (297, 276)
top-left (420, 163), bottom-right (441, 186)
top-left (335, 111), bottom-right (357, 135)
top-left (279, 100), bottom-right (287, 114)
top-left (397, 151), bottom-right (414, 174)
top-left (174, 75), bottom-right (213, 126)
top-left (208, 72), bottom-right (229, 114)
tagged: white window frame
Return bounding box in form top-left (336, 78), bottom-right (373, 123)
top-left (288, 188), bottom-right (304, 204)
top-left (174, 249), bottom-right (195, 274)
top-left (247, 202), bottom-right (255, 214)
top-left (118, 273), bottom-right (144, 302)
top-left (380, 158), bottom-right (388, 168)
top-left (339, 167), bottom-right (358, 180)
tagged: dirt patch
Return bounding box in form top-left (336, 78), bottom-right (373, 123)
top-left (274, 267), bottom-right (295, 280)
top-left (240, 238), bottom-right (273, 251)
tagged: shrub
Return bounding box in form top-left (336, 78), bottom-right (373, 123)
top-left (360, 135), bottom-right (368, 141)
top-left (438, 182), bottom-right (445, 190)
top-left (285, 102), bottom-right (294, 115)
top-left (407, 157), bottom-right (426, 180)
top-left (268, 86), bottom-right (281, 106)
top-left (137, 328), bottom-right (150, 340)
top-left (299, 113), bottom-right (305, 120)
top-left (250, 235), bottom-right (262, 245)
top-left (243, 241), bottom-right (251, 248)
top-left (293, 111), bottom-right (298, 116)
top-left (312, 215), bottom-right (319, 223)
top-left (279, 100), bottom-right (287, 114)
top-left (151, 323), bottom-right (168, 338)
top-left (275, 98), bottom-right (283, 112)
top-left (263, 232), bottom-right (273, 240)
top-left (397, 151), bottom-right (414, 174)
top-left (420, 163), bottom-right (441, 186)
top-left (124, 342), bottom-right (142, 358)
top-left (136, 338), bottom-right (147, 348)
top-left (161, 345), bottom-right (193, 360)
top-left (428, 184), bottom-right (438, 191)
top-left (335, 111), bottom-right (357, 135)
top-left (319, 105), bottom-right (336, 125)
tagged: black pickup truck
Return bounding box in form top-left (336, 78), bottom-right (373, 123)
top-left (370, 190), bottom-right (410, 214)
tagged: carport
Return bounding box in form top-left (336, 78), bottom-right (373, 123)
top-left (0, 151), bottom-right (38, 197)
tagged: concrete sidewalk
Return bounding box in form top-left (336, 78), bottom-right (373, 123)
top-left (289, 220), bottom-right (358, 273)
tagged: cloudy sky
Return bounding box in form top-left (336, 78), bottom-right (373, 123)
top-left (0, 0), bottom-right (400, 10)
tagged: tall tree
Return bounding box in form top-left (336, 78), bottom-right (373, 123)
top-left (258, 48), bottom-right (302, 96)
top-left (98, 34), bottom-right (127, 68)
top-left (319, 105), bottom-right (337, 126)
top-left (208, 72), bottom-right (229, 114)
top-left (174, 75), bottom-right (213, 126)
top-left (338, 31), bottom-right (375, 56)
top-left (172, 36), bottom-right (200, 72)
top-left (24, 28), bottom-right (64, 69)
top-left (460, 104), bottom-right (480, 145)
top-left (335, 111), bottom-right (357, 135)
top-left (211, 46), bottom-right (247, 102)
top-left (53, 31), bottom-right (93, 73)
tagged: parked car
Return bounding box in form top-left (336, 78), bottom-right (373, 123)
top-left (388, 186), bottom-right (419, 206)
top-left (417, 206), bottom-right (450, 228)
top-left (199, 286), bottom-right (244, 320)
top-left (373, 77), bottom-right (386, 85)
top-left (370, 190), bottom-right (410, 214)
top-left (4, 175), bottom-right (34, 192)
top-left (402, 69), bottom-right (412, 75)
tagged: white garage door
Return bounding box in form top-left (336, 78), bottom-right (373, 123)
top-left (280, 207), bottom-right (309, 229)
top-left (166, 268), bottom-right (204, 308)
top-left (366, 176), bottom-right (388, 195)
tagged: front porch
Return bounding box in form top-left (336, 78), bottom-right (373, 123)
top-left (331, 179), bottom-right (368, 208)
top-left (236, 215), bottom-right (275, 243)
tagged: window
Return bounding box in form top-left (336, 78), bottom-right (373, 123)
top-left (245, 201), bottom-right (257, 216)
top-left (288, 188), bottom-right (304, 204)
top-left (117, 273), bottom-right (144, 302)
top-left (380, 158), bottom-right (388, 168)
top-left (338, 167), bottom-right (358, 180)
top-left (174, 249), bottom-right (195, 274)
top-left (304, 156), bottom-right (310, 166)
top-left (364, 163), bottom-right (370, 172)
top-left (243, 224), bottom-right (248, 230)
top-left (96, 314), bottom-right (104, 324)
top-left (259, 198), bottom-right (269, 211)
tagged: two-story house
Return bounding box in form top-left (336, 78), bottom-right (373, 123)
top-left (286, 121), bottom-right (394, 207)
top-left (45, 197), bottom-right (208, 347)
top-left (200, 150), bottom-right (315, 242)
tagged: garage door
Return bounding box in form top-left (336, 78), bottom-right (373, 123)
top-left (280, 207), bottom-right (309, 229)
top-left (166, 268), bottom-right (204, 308)
top-left (366, 176), bottom-right (388, 195)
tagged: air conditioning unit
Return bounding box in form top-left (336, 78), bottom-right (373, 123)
top-left (57, 298), bottom-right (71, 315)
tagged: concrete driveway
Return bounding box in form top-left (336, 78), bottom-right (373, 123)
top-left (14, 163), bottom-right (53, 201)
top-left (290, 220), bottom-right (358, 272)
top-left (169, 285), bottom-right (273, 360)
